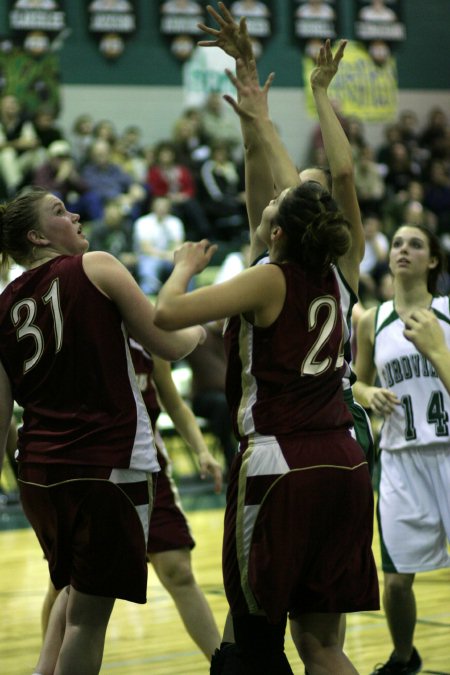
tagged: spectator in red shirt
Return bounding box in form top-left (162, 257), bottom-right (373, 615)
top-left (147, 140), bottom-right (211, 240)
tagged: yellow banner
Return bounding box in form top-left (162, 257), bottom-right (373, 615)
top-left (304, 40), bottom-right (398, 122)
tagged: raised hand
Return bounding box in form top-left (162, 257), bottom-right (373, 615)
top-left (198, 2), bottom-right (254, 63)
top-left (310, 39), bottom-right (347, 92)
top-left (223, 66), bottom-right (274, 122)
top-left (173, 240), bottom-right (218, 276)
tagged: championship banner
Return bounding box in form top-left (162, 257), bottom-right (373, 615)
top-left (87, 0), bottom-right (137, 60)
top-left (8, 0), bottom-right (68, 56)
top-left (303, 40), bottom-right (398, 122)
top-left (160, 1), bottom-right (274, 62)
top-left (292, 0), bottom-right (338, 60)
top-left (354, 0), bottom-right (405, 65)
top-left (159, 0), bottom-right (206, 61)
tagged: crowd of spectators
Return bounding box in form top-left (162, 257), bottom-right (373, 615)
top-left (310, 103), bottom-right (450, 305)
top-left (1, 91), bottom-right (449, 308)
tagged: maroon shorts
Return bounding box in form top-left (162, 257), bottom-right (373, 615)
top-left (19, 464), bottom-right (153, 604)
top-left (147, 437), bottom-right (195, 555)
top-left (223, 430), bottom-right (379, 623)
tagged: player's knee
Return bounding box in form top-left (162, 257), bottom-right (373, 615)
top-left (384, 573), bottom-right (414, 597)
top-left (160, 560), bottom-right (195, 590)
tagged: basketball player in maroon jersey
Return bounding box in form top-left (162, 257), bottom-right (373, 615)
top-left (40, 338), bottom-right (223, 664)
top-left (0, 187), bottom-right (205, 675)
top-left (154, 178), bottom-right (379, 674)
top-left (197, 7), bottom-right (375, 673)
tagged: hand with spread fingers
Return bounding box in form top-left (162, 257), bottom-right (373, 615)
top-left (198, 2), bottom-right (254, 64)
top-left (310, 38), bottom-right (347, 93)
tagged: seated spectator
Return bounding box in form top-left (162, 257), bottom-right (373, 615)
top-left (31, 105), bottom-right (64, 151)
top-left (31, 139), bottom-right (103, 221)
top-left (0, 94), bottom-right (41, 194)
top-left (82, 138), bottom-right (147, 219)
top-left (199, 140), bottom-right (246, 242)
top-left (359, 213), bottom-right (390, 304)
top-left (133, 196), bottom-right (186, 295)
top-left (88, 195), bottom-right (137, 278)
top-left (376, 122), bottom-right (402, 172)
top-left (384, 140), bottom-right (422, 196)
top-left (419, 106), bottom-right (448, 159)
top-left (382, 179), bottom-right (436, 237)
top-left (423, 158), bottom-right (450, 234)
top-left (147, 140), bottom-right (211, 239)
top-left (111, 124), bottom-right (147, 182)
top-left (346, 115), bottom-right (366, 158)
top-left (69, 113), bottom-right (95, 167)
top-left (172, 109), bottom-right (211, 176)
top-left (199, 92), bottom-right (241, 155)
top-left (397, 109), bottom-right (420, 153)
top-left (354, 143), bottom-right (386, 215)
top-left (93, 118), bottom-right (118, 146)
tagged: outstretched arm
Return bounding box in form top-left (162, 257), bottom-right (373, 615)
top-left (310, 40), bottom-right (364, 292)
top-left (199, 3), bottom-right (299, 261)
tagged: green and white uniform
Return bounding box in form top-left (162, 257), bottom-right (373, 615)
top-left (374, 296), bottom-right (450, 572)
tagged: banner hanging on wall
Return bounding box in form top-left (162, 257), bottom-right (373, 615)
top-left (159, 1), bottom-right (274, 62)
top-left (87, 0), bottom-right (137, 60)
top-left (159, 0), bottom-right (206, 61)
top-left (303, 39), bottom-right (398, 122)
top-left (291, 0), bottom-right (338, 60)
top-left (8, 0), bottom-right (68, 56)
top-left (354, 0), bottom-right (406, 66)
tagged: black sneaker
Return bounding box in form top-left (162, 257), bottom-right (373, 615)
top-left (370, 647), bottom-right (422, 674)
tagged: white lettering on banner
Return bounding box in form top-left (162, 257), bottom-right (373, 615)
top-left (10, 10), bottom-right (65, 30)
top-left (90, 13), bottom-right (135, 32)
top-left (161, 15), bottom-right (202, 34)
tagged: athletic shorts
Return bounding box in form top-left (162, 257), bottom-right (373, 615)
top-left (223, 430), bottom-right (379, 624)
top-left (344, 388), bottom-right (375, 476)
top-left (147, 431), bottom-right (195, 555)
top-left (19, 463), bottom-right (154, 604)
top-left (378, 445), bottom-right (450, 573)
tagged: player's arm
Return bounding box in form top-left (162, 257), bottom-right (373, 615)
top-left (310, 39), bottom-right (364, 294)
top-left (82, 251), bottom-right (205, 361)
top-left (198, 3), bottom-right (299, 261)
top-left (155, 241), bottom-right (286, 331)
top-left (353, 307), bottom-right (400, 415)
top-left (152, 356), bottom-right (222, 493)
